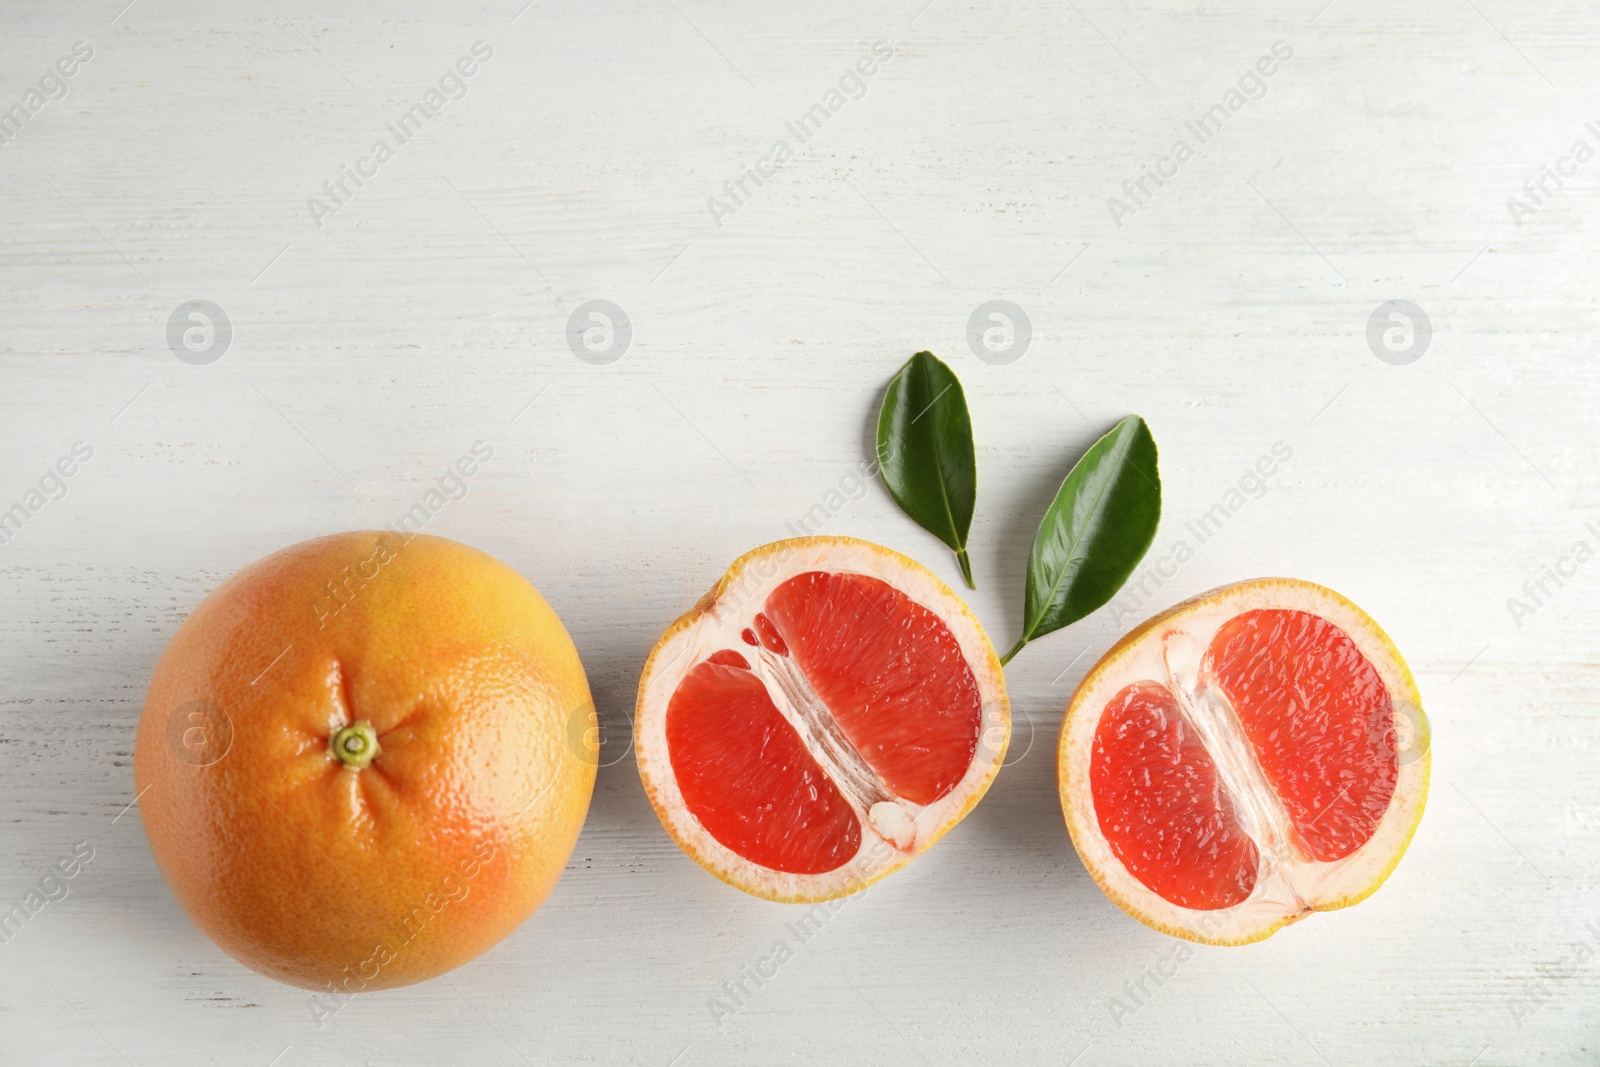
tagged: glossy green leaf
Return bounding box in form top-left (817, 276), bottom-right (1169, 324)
top-left (1001, 415), bottom-right (1161, 665)
top-left (876, 351), bottom-right (977, 588)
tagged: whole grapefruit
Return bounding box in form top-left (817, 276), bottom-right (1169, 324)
top-left (134, 532), bottom-right (596, 992)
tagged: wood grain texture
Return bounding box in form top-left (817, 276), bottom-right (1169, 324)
top-left (2, 0), bottom-right (1597, 1063)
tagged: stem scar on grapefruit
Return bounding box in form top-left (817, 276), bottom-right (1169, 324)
top-left (1058, 578), bottom-right (1429, 945)
top-left (636, 537), bottom-right (1010, 902)
top-left (134, 532), bottom-right (598, 991)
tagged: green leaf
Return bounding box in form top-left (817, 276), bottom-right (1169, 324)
top-left (1001, 415), bottom-right (1161, 665)
top-left (876, 352), bottom-right (978, 588)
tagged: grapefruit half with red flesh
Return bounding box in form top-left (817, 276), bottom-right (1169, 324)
top-left (1059, 578), bottom-right (1429, 944)
top-left (636, 537), bottom-right (1010, 902)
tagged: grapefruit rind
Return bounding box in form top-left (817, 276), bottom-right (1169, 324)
top-left (636, 537), bottom-right (1010, 903)
top-left (1058, 578), bottom-right (1429, 945)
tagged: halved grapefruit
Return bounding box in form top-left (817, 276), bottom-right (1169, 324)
top-left (636, 537), bottom-right (1009, 902)
top-left (1059, 578), bottom-right (1429, 944)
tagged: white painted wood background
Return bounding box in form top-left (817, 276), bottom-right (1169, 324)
top-left (2, 0), bottom-right (1597, 1063)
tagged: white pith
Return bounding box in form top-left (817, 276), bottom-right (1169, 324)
top-left (637, 537), bottom-right (1010, 902)
top-left (742, 636), bottom-right (919, 849)
top-left (1059, 579), bottom-right (1430, 945)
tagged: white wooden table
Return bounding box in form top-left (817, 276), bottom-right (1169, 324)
top-left (3, 1), bottom-right (1597, 1063)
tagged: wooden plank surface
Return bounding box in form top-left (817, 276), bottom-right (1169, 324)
top-left (2, 0), bottom-right (1597, 1063)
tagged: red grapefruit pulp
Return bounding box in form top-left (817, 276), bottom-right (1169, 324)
top-left (637, 538), bottom-right (1009, 901)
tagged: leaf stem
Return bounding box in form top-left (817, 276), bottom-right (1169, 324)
top-left (999, 637), bottom-right (1025, 667)
top-left (955, 547), bottom-right (975, 590)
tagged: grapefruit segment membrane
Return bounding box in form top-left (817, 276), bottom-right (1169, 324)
top-left (637, 537), bottom-right (1009, 902)
top-left (1208, 609), bottom-right (1397, 862)
top-left (1060, 579), bottom-right (1429, 944)
top-left (665, 659), bottom-right (862, 875)
top-left (763, 571), bottom-right (984, 806)
top-left (1089, 682), bottom-right (1260, 912)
